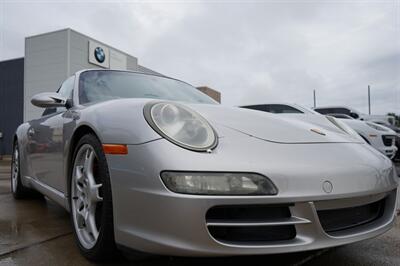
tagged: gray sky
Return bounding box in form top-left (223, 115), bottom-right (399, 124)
top-left (1, 0), bottom-right (399, 114)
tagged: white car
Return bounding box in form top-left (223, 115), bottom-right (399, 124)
top-left (327, 114), bottom-right (398, 159)
top-left (313, 106), bottom-right (363, 119)
top-left (241, 104), bottom-right (398, 159)
top-left (313, 106), bottom-right (394, 125)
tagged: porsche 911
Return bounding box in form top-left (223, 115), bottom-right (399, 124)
top-left (12, 69), bottom-right (398, 261)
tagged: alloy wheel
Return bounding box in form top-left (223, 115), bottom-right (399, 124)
top-left (11, 146), bottom-right (19, 193)
top-left (71, 144), bottom-right (103, 249)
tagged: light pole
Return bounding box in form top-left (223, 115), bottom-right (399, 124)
top-left (368, 85), bottom-right (371, 115)
top-left (313, 89), bottom-right (316, 108)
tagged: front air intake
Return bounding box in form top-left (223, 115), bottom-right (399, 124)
top-left (317, 198), bottom-right (385, 233)
top-left (206, 205), bottom-right (299, 244)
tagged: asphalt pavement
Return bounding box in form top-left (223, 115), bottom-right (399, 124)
top-left (0, 158), bottom-right (399, 266)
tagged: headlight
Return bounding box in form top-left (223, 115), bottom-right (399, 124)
top-left (366, 122), bottom-right (388, 132)
top-left (144, 102), bottom-right (218, 151)
top-left (161, 172), bottom-right (278, 195)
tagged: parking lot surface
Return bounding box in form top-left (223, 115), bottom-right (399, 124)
top-left (0, 159), bottom-right (399, 266)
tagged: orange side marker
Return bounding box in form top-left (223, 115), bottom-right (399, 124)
top-left (103, 144), bottom-right (128, 155)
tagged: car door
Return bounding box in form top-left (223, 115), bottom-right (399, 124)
top-left (28, 75), bottom-right (75, 192)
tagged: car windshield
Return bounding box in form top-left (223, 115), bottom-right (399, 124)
top-left (266, 104), bottom-right (304, 114)
top-left (79, 70), bottom-right (217, 104)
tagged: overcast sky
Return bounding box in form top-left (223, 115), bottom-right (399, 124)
top-left (1, 0), bottom-right (399, 114)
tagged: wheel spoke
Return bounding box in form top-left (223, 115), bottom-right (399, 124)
top-left (75, 166), bottom-right (84, 183)
top-left (83, 150), bottom-right (103, 204)
top-left (76, 197), bottom-right (84, 210)
top-left (76, 206), bottom-right (86, 228)
top-left (83, 149), bottom-right (94, 176)
top-left (85, 207), bottom-right (99, 239)
top-left (90, 183), bottom-right (103, 203)
top-left (75, 166), bottom-right (85, 193)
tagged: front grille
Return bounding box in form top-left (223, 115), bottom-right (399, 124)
top-left (317, 198), bottom-right (385, 233)
top-left (206, 205), bottom-right (297, 244)
top-left (382, 135), bottom-right (395, 147)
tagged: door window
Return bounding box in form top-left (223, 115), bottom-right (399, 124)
top-left (42, 75), bottom-right (75, 116)
top-left (58, 75), bottom-right (75, 100)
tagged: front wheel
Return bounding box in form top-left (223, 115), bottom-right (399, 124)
top-left (70, 134), bottom-right (118, 261)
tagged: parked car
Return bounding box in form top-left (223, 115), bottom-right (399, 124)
top-left (12, 71), bottom-right (398, 261)
top-left (320, 115), bottom-right (398, 160)
top-left (241, 103), bottom-right (319, 114)
top-left (242, 104), bottom-right (398, 159)
top-left (373, 121), bottom-right (400, 133)
top-left (371, 121), bottom-right (400, 161)
top-left (313, 106), bottom-right (363, 119)
top-left (313, 106), bottom-right (394, 125)
top-left (324, 113), bottom-right (354, 119)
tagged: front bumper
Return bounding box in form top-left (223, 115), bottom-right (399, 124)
top-left (106, 134), bottom-right (398, 256)
top-left (113, 187), bottom-right (397, 257)
top-left (371, 134), bottom-right (398, 159)
top-left (377, 146), bottom-right (398, 160)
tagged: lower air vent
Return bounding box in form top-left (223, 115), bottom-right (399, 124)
top-left (208, 225), bottom-right (296, 243)
top-left (206, 205), bottom-right (300, 244)
top-left (317, 198), bottom-right (385, 233)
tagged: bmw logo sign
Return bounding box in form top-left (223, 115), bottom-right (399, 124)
top-left (94, 47), bottom-right (105, 63)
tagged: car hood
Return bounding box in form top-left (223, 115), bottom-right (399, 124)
top-left (79, 99), bottom-right (363, 145)
top-left (188, 104), bottom-right (362, 144)
top-left (341, 119), bottom-right (397, 135)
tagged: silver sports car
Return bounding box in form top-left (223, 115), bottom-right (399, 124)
top-left (12, 69), bottom-right (398, 261)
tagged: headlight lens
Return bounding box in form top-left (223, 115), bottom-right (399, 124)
top-left (161, 172), bottom-right (278, 195)
top-left (144, 102), bottom-right (218, 151)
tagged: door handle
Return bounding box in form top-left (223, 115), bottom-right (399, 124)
top-left (28, 128), bottom-right (35, 137)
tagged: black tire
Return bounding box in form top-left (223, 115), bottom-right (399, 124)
top-left (69, 133), bottom-right (119, 261)
top-left (11, 141), bottom-right (36, 199)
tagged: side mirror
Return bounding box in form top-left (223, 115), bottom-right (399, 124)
top-left (31, 92), bottom-right (67, 108)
